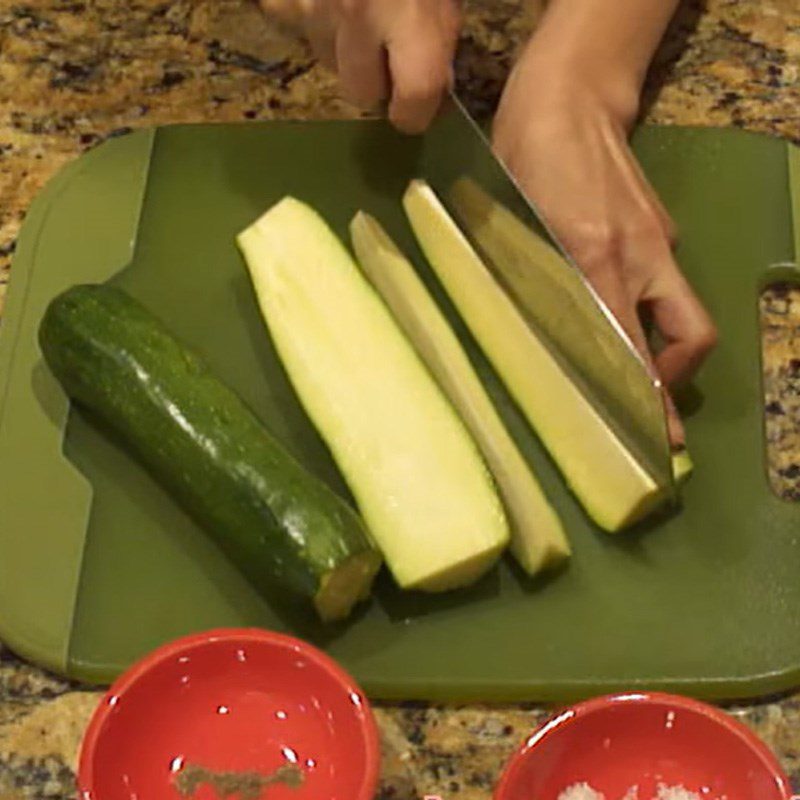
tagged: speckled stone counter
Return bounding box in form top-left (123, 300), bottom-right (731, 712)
top-left (1, 1), bottom-right (800, 798)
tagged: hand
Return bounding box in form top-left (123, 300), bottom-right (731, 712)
top-left (492, 43), bottom-right (717, 447)
top-left (260, 0), bottom-right (461, 133)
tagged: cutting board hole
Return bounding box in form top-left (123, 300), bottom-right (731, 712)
top-left (760, 282), bottom-right (800, 502)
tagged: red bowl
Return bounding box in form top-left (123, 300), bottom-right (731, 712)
top-left (494, 692), bottom-right (791, 800)
top-left (77, 628), bottom-right (380, 800)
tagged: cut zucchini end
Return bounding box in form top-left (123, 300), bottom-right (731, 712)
top-left (600, 450), bottom-right (694, 533)
top-left (350, 211), bottom-right (392, 251)
top-left (401, 541), bottom-right (506, 593)
top-left (509, 535), bottom-right (571, 575)
top-left (598, 485), bottom-right (672, 532)
top-left (503, 489), bottom-right (571, 575)
top-left (672, 450), bottom-right (694, 485)
top-left (313, 550), bottom-right (383, 622)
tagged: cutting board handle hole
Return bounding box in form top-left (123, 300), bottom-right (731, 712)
top-left (760, 280), bottom-right (800, 502)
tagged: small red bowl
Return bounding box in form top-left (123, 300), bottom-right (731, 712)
top-left (495, 692), bottom-right (791, 800)
top-left (77, 628), bottom-right (380, 800)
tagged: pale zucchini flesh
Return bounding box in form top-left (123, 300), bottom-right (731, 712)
top-left (672, 450), bottom-right (694, 485)
top-left (238, 198), bottom-right (509, 591)
top-left (403, 181), bottom-right (669, 532)
top-left (350, 211), bottom-right (570, 573)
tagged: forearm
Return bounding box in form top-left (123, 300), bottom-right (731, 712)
top-left (522, 0), bottom-right (680, 119)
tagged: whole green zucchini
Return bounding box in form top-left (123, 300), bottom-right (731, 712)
top-left (39, 284), bottom-right (381, 621)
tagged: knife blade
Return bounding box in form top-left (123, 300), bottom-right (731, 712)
top-left (436, 89), bottom-right (675, 496)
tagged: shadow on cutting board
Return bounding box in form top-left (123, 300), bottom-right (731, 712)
top-left (31, 359), bottom-right (66, 430)
top-left (375, 566), bottom-right (502, 623)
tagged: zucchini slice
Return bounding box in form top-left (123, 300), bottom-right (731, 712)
top-left (238, 198), bottom-right (509, 591)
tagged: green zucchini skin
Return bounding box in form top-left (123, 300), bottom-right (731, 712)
top-left (39, 284), bottom-right (380, 618)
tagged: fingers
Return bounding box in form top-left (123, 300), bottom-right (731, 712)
top-left (336, 19), bottom-right (389, 109)
top-left (265, 0), bottom-right (459, 133)
top-left (555, 228), bottom-right (688, 448)
top-left (590, 270), bottom-right (688, 448)
top-left (662, 391), bottom-right (686, 451)
top-left (645, 259), bottom-right (717, 449)
top-left (618, 219), bottom-right (714, 443)
top-left (644, 262), bottom-right (718, 387)
top-left (610, 149), bottom-right (713, 389)
top-left (385, 10), bottom-right (457, 133)
top-left (572, 143), bottom-right (710, 389)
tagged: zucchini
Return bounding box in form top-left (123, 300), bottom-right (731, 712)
top-left (39, 284), bottom-right (381, 622)
top-left (672, 450), bottom-right (693, 485)
top-left (238, 198), bottom-right (509, 592)
top-left (403, 181), bottom-right (668, 532)
top-left (350, 211), bottom-right (570, 574)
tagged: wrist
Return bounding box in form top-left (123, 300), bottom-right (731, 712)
top-left (513, 34), bottom-right (643, 130)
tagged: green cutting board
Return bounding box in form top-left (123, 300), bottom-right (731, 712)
top-left (1, 118), bottom-right (799, 701)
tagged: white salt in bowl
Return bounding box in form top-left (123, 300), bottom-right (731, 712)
top-left (494, 692), bottom-right (791, 800)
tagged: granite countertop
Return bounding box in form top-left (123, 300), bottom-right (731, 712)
top-left (1, 0), bottom-right (800, 797)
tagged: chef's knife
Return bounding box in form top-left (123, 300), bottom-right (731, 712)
top-left (435, 89), bottom-right (675, 496)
